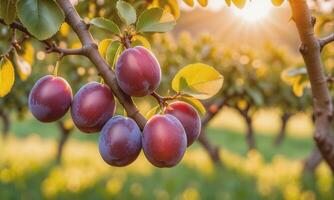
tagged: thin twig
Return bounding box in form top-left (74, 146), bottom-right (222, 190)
top-left (319, 33), bottom-right (334, 51)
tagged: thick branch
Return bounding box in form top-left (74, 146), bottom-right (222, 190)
top-left (319, 33), bottom-right (334, 50)
top-left (290, 0), bottom-right (334, 172)
top-left (56, 0), bottom-right (147, 129)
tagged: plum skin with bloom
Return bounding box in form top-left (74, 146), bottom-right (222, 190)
top-left (164, 101), bottom-right (201, 146)
top-left (142, 114), bottom-right (187, 168)
top-left (99, 116), bottom-right (142, 167)
top-left (29, 75), bottom-right (73, 122)
top-left (71, 82), bottom-right (116, 133)
top-left (115, 46), bottom-right (161, 97)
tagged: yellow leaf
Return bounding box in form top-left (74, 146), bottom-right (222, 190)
top-left (106, 41), bottom-right (122, 69)
top-left (281, 69), bottom-right (294, 85)
top-left (132, 35), bottom-right (151, 50)
top-left (70, 41), bottom-right (82, 49)
top-left (145, 105), bottom-right (161, 119)
top-left (225, 0), bottom-right (231, 6)
top-left (271, 0), bottom-right (284, 6)
top-left (0, 57), bottom-right (15, 97)
top-left (148, 0), bottom-right (159, 8)
top-left (178, 96), bottom-right (206, 115)
top-left (293, 77), bottom-right (303, 97)
top-left (232, 0), bottom-right (247, 9)
top-left (60, 23), bottom-right (70, 37)
top-left (237, 99), bottom-right (247, 110)
top-left (183, 0), bottom-right (194, 7)
top-left (22, 42), bottom-right (35, 65)
top-left (197, 0), bottom-right (208, 7)
top-left (14, 51), bottom-right (31, 81)
top-left (64, 118), bottom-right (74, 130)
top-left (167, 0), bottom-right (180, 19)
top-left (172, 63), bottom-right (224, 100)
top-left (98, 39), bottom-right (112, 59)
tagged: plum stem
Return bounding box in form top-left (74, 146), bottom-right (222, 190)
top-left (151, 92), bottom-right (181, 109)
top-left (54, 61), bottom-right (60, 76)
top-left (122, 33), bottom-right (133, 49)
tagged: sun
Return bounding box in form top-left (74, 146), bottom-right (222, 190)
top-left (232, 1), bottom-right (273, 22)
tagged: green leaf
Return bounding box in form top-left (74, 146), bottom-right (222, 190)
top-left (178, 96), bottom-right (206, 115)
top-left (106, 41), bottom-right (122, 69)
top-left (17, 0), bottom-right (65, 40)
top-left (245, 87), bottom-right (263, 106)
top-left (172, 63), bottom-right (224, 100)
top-left (90, 17), bottom-right (121, 35)
top-left (271, 0), bottom-right (284, 6)
top-left (0, 0), bottom-right (17, 24)
top-left (145, 105), bottom-right (161, 119)
top-left (0, 57), bottom-right (15, 97)
top-left (136, 8), bottom-right (176, 33)
top-left (116, 0), bottom-right (136, 26)
top-left (232, 0), bottom-right (247, 9)
top-left (287, 67), bottom-right (307, 77)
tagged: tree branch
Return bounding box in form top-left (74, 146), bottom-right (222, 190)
top-left (44, 42), bottom-right (85, 58)
top-left (319, 33), bottom-right (334, 51)
top-left (56, 0), bottom-right (147, 129)
top-left (289, 0), bottom-right (334, 172)
top-left (0, 18), bottom-right (85, 58)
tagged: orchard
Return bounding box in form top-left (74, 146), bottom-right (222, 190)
top-left (0, 0), bottom-right (334, 199)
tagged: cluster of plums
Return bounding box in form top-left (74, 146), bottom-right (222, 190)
top-left (28, 46), bottom-right (201, 168)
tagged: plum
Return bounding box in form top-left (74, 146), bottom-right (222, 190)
top-left (71, 82), bottom-right (116, 133)
top-left (115, 46), bottom-right (161, 97)
top-left (99, 116), bottom-right (142, 167)
top-left (164, 101), bottom-right (201, 146)
top-left (29, 75), bottom-right (72, 122)
top-left (142, 114), bottom-right (187, 168)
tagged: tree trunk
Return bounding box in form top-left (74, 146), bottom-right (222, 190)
top-left (0, 110), bottom-right (10, 139)
top-left (274, 113), bottom-right (291, 147)
top-left (198, 131), bottom-right (222, 166)
top-left (245, 116), bottom-right (256, 151)
top-left (289, 0), bottom-right (334, 172)
top-left (304, 148), bottom-right (323, 173)
top-left (197, 97), bottom-right (228, 166)
top-left (56, 121), bottom-right (72, 163)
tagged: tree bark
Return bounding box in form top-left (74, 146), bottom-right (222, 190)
top-left (273, 113), bottom-right (291, 147)
top-left (245, 115), bottom-right (255, 151)
top-left (0, 110), bottom-right (10, 139)
top-left (197, 97), bottom-right (229, 166)
top-left (56, 0), bottom-right (147, 129)
top-left (289, 0), bottom-right (334, 172)
top-left (304, 148), bottom-right (323, 173)
top-left (56, 121), bottom-right (73, 163)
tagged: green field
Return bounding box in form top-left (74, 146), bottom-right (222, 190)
top-left (1, 117), bottom-right (332, 200)
top-left (11, 116), bottom-right (314, 161)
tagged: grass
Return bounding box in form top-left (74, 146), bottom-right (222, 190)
top-left (11, 116), bottom-right (314, 162)
top-left (1, 116), bottom-right (331, 200)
